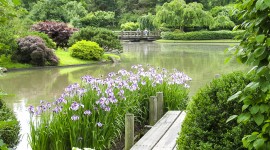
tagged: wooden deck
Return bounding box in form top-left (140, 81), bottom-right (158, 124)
top-left (130, 111), bottom-right (186, 150)
top-left (114, 31), bottom-right (161, 41)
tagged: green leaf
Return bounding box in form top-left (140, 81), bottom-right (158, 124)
top-left (257, 66), bottom-right (268, 76)
top-left (226, 115), bottom-right (238, 123)
top-left (262, 123), bottom-right (269, 132)
top-left (243, 96), bottom-right (253, 105)
top-left (260, 104), bottom-right (269, 113)
top-left (224, 57), bottom-right (231, 64)
top-left (247, 134), bottom-right (257, 142)
top-left (245, 82), bottom-right (259, 90)
top-left (242, 104), bottom-right (250, 111)
top-left (250, 105), bottom-right (260, 114)
top-left (256, 0), bottom-right (264, 10)
top-left (256, 34), bottom-right (266, 43)
top-left (228, 91), bottom-right (242, 102)
top-left (254, 47), bottom-right (265, 58)
top-left (253, 139), bottom-right (264, 150)
top-left (254, 113), bottom-right (264, 126)
top-left (233, 25), bottom-right (239, 31)
top-left (265, 0), bottom-right (270, 7)
top-left (237, 113), bottom-right (251, 123)
top-left (248, 66), bottom-right (258, 75)
top-left (242, 136), bottom-right (250, 148)
top-left (266, 38), bottom-right (270, 46)
top-left (12, 0), bottom-right (21, 5)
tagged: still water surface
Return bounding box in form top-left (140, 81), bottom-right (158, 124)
top-left (0, 42), bottom-right (246, 150)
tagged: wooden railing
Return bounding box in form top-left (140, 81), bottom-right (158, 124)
top-left (124, 92), bottom-right (186, 150)
top-left (114, 31), bottom-right (161, 41)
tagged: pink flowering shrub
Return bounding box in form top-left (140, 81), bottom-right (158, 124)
top-left (29, 65), bottom-right (191, 150)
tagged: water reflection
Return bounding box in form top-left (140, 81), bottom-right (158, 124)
top-left (0, 42), bottom-right (245, 150)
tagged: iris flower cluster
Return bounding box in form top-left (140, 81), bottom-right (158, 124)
top-left (28, 65), bottom-right (191, 124)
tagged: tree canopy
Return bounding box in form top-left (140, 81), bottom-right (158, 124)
top-left (154, 0), bottom-right (212, 30)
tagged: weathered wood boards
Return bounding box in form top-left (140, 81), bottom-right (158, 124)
top-left (131, 111), bottom-right (186, 150)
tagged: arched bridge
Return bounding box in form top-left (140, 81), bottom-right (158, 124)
top-left (114, 31), bottom-right (161, 42)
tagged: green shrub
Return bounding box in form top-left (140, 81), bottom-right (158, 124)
top-left (118, 13), bottom-right (141, 25)
top-left (161, 30), bottom-right (244, 40)
top-left (120, 22), bottom-right (139, 31)
top-left (0, 17), bottom-right (33, 56)
top-left (68, 27), bottom-right (122, 53)
top-left (79, 11), bottom-right (115, 28)
top-left (12, 36), bottom-right (59, 66)
top-left (0, 91), bottom-right (20, 148)
top-left (177, 72), bottom-right (258, 150)
top-left (69, 40), bottom-right (104, 60)
top-left (0, 25), bottom-right (18, 56)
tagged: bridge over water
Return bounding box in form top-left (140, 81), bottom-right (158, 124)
top-left (114, 31), bottom-right (161, 41)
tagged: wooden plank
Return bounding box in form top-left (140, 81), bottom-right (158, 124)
top-left (131, 111), bottom-right (181, 150)
top-left (152, 111), bottom-right (186, 150)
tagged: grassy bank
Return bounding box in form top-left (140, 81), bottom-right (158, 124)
top-left (55, 49), bottom-right (93, 66)
top-left (0, 55), bottom-right (32, 69)
top-left (0, 49), bottom-right (120, 69)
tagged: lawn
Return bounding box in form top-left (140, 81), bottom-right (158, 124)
top-left (0, 55), bottom-right (32, 69)
top-left (55, 48), bottom-right (94, 66)
top-left (0, 49), bottom-right (120, 69)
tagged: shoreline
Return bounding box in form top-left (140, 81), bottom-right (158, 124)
top-left (5, 61), bottom-right (111, 72)
top-left (155, 39), bottom-right (240, 43)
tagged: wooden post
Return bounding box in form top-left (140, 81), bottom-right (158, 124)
top-left (156, 92), bottom-right (164, 120)
top-left (125, 113), bottom-right (134, 150)
top-left (121, 31), bottom-right (123, 39)
top-left (149, 96), bottom-right (157, 126)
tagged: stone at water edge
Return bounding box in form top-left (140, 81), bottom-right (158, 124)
top-left (0, 67), bottom-right (7, 73)
top-left (108, 56), bottom-right (121, 63)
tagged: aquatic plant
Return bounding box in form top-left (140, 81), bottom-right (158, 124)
top-left (28, 65), bottom-right (191, 150)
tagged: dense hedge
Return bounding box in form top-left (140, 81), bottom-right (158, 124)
top-left (0, 92), bottom-right (20, 148)
top-left (177, 72), bottom-right (258, 150)
top-left (161, 30), bottom-right (244, 40)
top-left (69, 40), bottom-right (104, 60)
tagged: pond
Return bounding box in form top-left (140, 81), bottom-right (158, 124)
top-left (0, 42), bottom-right (246, 150)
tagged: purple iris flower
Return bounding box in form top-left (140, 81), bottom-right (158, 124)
top-left (53, 106), bottom-right (62, 113)
top-left (28, 105), bottom-right (35, 114)
top-left (104, 107), bottom-right (111, 112)
top-left (70, 102), bottom-right (80, 111)
top-left (71, 115), bottom-right (79, 121)
top-left (84, 110), bottom-right (91, 115)
top-left (97, 122), bottom-right (103, 127)
top-left (57, 97), bottom-right (67, 104)
top-left (141, 81), bottom-right (146, 85)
